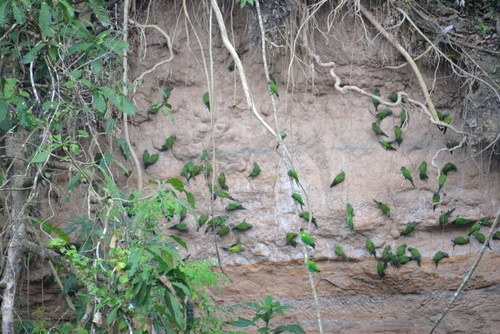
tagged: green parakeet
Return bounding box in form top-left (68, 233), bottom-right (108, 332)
top-left (396, 243), bottom-right (407, 257)
top-left (452, 217), bottom-right (471, 225)
top-left (214, 190), bottom-right (237, 201)
top-left (218, 172), bottom-right (228, 190)
top-left (143, 150), bottom-right (159, 169)
top-left (388, 92), bottom-right (398, 103)
top-left (433, 251), bottom-right (449, 268)
top-left (437, 111), bottom-right (452, 134)
top-left (299, 211), bottom-right (318, 229)
top-left (400, 221), bottom-right (418, 237)
top-left (446, 140), bottom-right (459, 154)
top-left (371, 88), bottom-right (381, 112)
top-left (346, 203), bottom-right (354, 216)
top-left (390, 253), bottom-right (400, 268)
top-left (479, 217), bottom-right (491, 227)
top-left (180, 164), bottom-right (190, 181)
top-left (376, 109), bottom-right (393, 121)
top-left (228, 59), bottom-right (235, 71)
top-left (248, 162), bottom-right (261, 179)
top-left (190, 164), bottom-right (203, 179)
top-left (222, 241), bottom-right (244, 253)
top-left (299, 228), bottom-right (316, 249)
top-left (203, 92), bottom-right (210, 111)
top-left (201, 149), bottom-right (208, 161)
top-left (168, 222), bottom-right (189, 232)
top-left (377, 261), bottom-right (387, 278)
top-left (372, 123), bottom-right (389, 137)
top-left (268, 74), bottom-right (279, 100)
top-left (400, 108), bottom-right (408, 127)
top-left (204, 161), bottom-right (213, 178)
top-left (419, 161), bottom-right (429, 182)
top-left (437, 172), bottom-right (447, 193)
top-left (307, 256), bottom-right (321, 274)
top-left (196, 214), bottom-right (209, 232)
top-left (373, 199), bottom-right (391, 217)
top-left (216, 225), bottom-right (230, 236)
top-left (398, 255), bottom-right (411, 265)
top-left (285, 232), bottom-right (298, 248)
top-left (492, 231), bottom-right (500, 240)
top-left (475, 232), bottom-right (491, 249)
top-left (232, 221), bottom-right (253, 231)
top-left (394, 126), bottom-right (403, 146)
top-left (205, 215), bottom-right (228, 233)
top-left (379, 140), bottom-right (396, 151)
top-left (346, 213), bottom-right (354, 234)
top-left (432, 192), bottom-right (440, 211)
top-left (439, 207), bottom-right (456, 226)
top-left (468, 221), bottom-right (480, 236)
top-left (366, 238), bottom-right (376, 258)
top-left (381, 245), bottom-right (392, 260)
top-left (159, 135), bottom-right (176, 152)
top-left (441, 162), bottom-right (457, 175)
top-left (330, 171), bottom-right (346, 187)
top-left (179, 206), bottom-right (187, 223)
top-left (225, 202), bottom-right (246, 211)
top-left (207, 182), bottom-right (217, 193)
top-left (162, 86), bottom-right (173, 103)
top-left (287, 169), bottom-right (300, 186)
top-left (408, 247), bottom-right (421, 267)
top-left (451, 236), bottom-right (469, 248)
top-left (292, 193), bottom-right (305, 211)
top-left (400, 166), bottom-right (415, 187)
top-left (334, 244), bottom-right (350, 262)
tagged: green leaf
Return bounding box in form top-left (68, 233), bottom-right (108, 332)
top-left (228, 318), bottom-right (255, 328)
top-left (169, 235), bottom-right (187, 250)
top-left (22, 43), bottom-right (47, 64)
top-left (30, 151), bottom-right (50, 164)
top-left (105, 117), bottom-right (117, 133)
top-left (0, 2), bottom-right (9, 25)
top-left (58, 0), bottom-right (75, 20)
top-left (107, 305), bottom-right (120, 326)
top-left (99, 86), bottom-right (136, 115)
top-left (171, 281), bottom-right (191, 297)
top-left (162, 108), bottom-right (176, 124)
top-left (31, 217), bottom-right (71, 243)
top-left (185, 192), bottom-right (195, 208)
top-left (67, 42), bottom-right (93, 56)
top-left (12, 2), bottom-right (25, 24)
top-left (92, 90), bottom-right (107, 116)
top-left (67, 172), bottom-right (82, 193)
top-left (0, 99), bottom-right (8, 124)
top-left (165, 292), bottom-right (185, 329)
top-left (273, 325), bottom-right (306, 334)
top-left (76, 130), bottom-right (89, 138)
top-left (127, 247), bottom-right (143, 277)
top-left (90, 59), bottom-right (102, 74)
top-left (167, 178), bottom-right (185, 192)
top-left (42, 101), bottom-right (59, 111)
top-left (39, 3), bottom-right (55, 38)
top-left (246, 302), bottom-right (260, 309)
top-left (87, 0), bottom-right (111, 26)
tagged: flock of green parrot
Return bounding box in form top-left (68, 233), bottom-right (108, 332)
top-left (290, 88), bottom-right (498, 277)
top-left (137, 82), bottom-right (497, 279)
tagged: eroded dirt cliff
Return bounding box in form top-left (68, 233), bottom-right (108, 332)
top-left (17, 1), bottom-right (500, 333)
top-left (118, 1), bottom-right (500, 333)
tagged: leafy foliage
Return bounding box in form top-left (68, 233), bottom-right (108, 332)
top-left (228, 296), bottom-right (305, 333)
